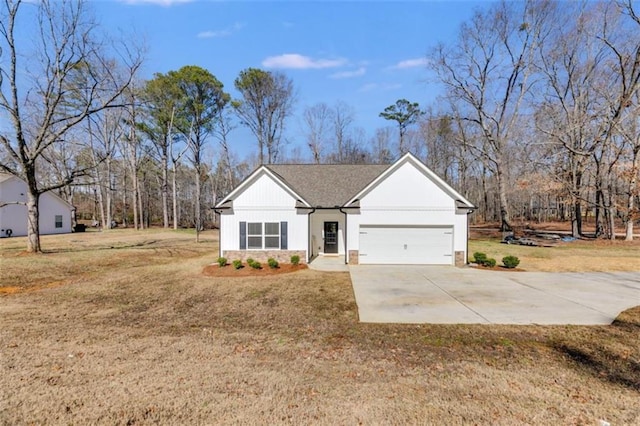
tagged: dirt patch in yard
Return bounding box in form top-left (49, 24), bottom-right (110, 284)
top-left (202, 263), bottom-right (308, 277)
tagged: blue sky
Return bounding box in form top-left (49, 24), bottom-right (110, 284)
top-left (95, 1), bottom-right (483, 159)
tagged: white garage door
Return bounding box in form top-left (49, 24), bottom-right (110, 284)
top-left (359, 226), bottom-right (453, 265)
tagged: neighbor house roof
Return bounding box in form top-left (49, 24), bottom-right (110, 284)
top-left (266, 164), bottom-right (389, 207)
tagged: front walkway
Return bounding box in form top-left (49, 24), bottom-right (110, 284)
top-left (350, 265), bottom-right (640, 325)
top-left (308, 255), bottom-right (349, 272)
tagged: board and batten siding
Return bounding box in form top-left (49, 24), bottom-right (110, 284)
top-left (219, 172), bottom-right (308, 254)
top-left (347, 161), bottom-right (468, 258)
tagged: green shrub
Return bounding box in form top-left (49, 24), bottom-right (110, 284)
top-left (473, 252), bottom-right (487, 264)
top-left (249, 260), bottom-right (262, 269)
top-left (267, 258), bottom-right (279, 269)
top-left (246, 258), bottom-right (254, 265)
top-left (502, 255), bottom-right (520, 269)
top-left (217, 257), bottom-right (227, 267)
top-left (485, 258), bottom-right (497, 268)
top-left (232, 259), bottom-right (243, 269)
top-left (290, 255), bottom-right (300, 266)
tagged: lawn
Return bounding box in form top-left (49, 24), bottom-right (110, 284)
top-left (469, 236), bottom-right (640, 272)
top-left (1, 230), bottom-right (639, 424)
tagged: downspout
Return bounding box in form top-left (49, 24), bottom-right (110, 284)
top-left (213, 207), bottom-right (229, 259)
top-left (339, 207), bottom-right (348, 265)
top-left (307, 207), bottom-right (316, 263)
top-left (466, 207), bottom-right (476, 265)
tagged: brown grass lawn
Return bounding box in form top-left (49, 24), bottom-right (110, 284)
top-left (469, 237), bottom-right (640, 272)
top-left (1, 230), bottom-right (639, 425)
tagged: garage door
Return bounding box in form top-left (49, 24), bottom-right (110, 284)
top-left (359, 226), bottom-right (453, 265)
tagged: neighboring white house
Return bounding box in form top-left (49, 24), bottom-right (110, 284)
top-left (215, 153), bottom-right (475, 266)
top-left (0, 173), bottom-right (74, 238)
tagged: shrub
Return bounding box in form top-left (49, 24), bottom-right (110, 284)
top-left (249, 260), bottom-right (262, 269)
top-left (473, 252), bottom-right (487, 264)
top-left (267, 258), bottom-right (279, 269)
top-left (502, 255), bottom-right (520, 269)
top-left (290, 255), bottom-right (300, 266)
top-left (232, 260), bottom-right (243, 270)
top-left (246, 258), bottom-right (254, 265)
top-left (217, 257), bottom-right (227, 267)
top-left (485, 258), bottom-right (497, 268)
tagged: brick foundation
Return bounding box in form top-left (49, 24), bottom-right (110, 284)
top-left (348, 250), bottom-right (359, 265)
top-left (454, 251), bottom-right (466, 267)
top-left (222, 250), bottom-right (307, 264)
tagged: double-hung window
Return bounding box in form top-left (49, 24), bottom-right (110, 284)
top-left (55, 215), bottom-right (63, 229)
top-left (247, 223), bottom-right (263, 249)
top-left (264, 223), bottom-right (280, 249)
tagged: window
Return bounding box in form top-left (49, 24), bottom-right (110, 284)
top-left (246, 222), bottom-right (280, 249)
top-left (55, 215), bottom-right (63, 228)
top-left (247, 223), bottom-right (262, 249)
top-left (264, 222), bottom-right (280, 249)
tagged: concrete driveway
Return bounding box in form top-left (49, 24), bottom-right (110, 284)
top-left (349, 266), bottom-right (640, 325)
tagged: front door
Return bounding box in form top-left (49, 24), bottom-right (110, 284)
top-left (324, 221), bottom-right (339, 254)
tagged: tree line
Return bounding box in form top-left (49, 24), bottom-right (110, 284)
top-left (1, 0), bottom-right (639, 253)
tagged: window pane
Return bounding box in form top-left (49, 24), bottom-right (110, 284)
top-left (265, 236), bottom-right (280, 249)
top-left (55, 215), bottom-right (63, 228)
top-left (248, 223), bottom-right (262, 235)
top-left (247, 236), bottom-right (262, 249)
top-left (265, 222), bottom-right (279, 235)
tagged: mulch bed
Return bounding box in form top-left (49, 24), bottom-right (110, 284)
top-left (469, 265), bottom-right (525, 272)
top-left (202, 263), bottom-right (308, 277)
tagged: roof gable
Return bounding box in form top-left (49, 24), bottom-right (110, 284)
top-left (0, 173), bottom-right (74, 209)
top-left (345, 153), bottom-right (475, 208)
top-left (216, 166), bottom-right (311, 208)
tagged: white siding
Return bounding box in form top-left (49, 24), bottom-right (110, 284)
top-left (219, 172), bottom-right (308, 254)
top-left (0, 177), bottom-right (73, 237)
top-left (348, 161), bottom-right (469, 261)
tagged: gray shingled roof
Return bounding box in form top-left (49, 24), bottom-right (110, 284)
top-left (266, 164), bottom-right (390, 207)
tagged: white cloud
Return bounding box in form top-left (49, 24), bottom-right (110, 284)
top-left (198, 22), bottom-right (244, 39)
top-left (120, 0), bottom-right (192, 6)
top-left (391, 58), bottom-right (430, 70)
top-left (329, 67), bottom-right (366, 79)
top-left (262, 54), bottom-right (346, 70)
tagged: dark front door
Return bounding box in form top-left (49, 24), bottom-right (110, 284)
top-left (324, 221), bottom-right (339, 254)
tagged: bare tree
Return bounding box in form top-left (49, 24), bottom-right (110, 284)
top-left (302, 102), bottom-right (333, 163)
top-left (332, 101), bottom-right (356, 163)
top-left (0, 0), bottom-right (142, 252)
top-left (431, 0), bottom-right (549, 231)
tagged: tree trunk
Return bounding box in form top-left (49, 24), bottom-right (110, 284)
top-left (195, 165), bottom-right (201, 243)
top-left (172, 162), bottom-right (179, 230)
top-left (26, 184), bottom-right (41, 253)
top-left (496, 163), bottom-right (511, 231)
top-left (161, 151), bottom-right (169, 228)
top-left (625, 148), bottom-right (638, 241)
top-left (106, 156), bottom-right (113, 229)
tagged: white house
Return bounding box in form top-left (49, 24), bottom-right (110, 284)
top-left (215, 153), bottom-right (475, 266)
top-left (0, 173), bottom-right (74, 237)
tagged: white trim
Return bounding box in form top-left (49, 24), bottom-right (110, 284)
top-left (344, 153), bottom-right (475, 208)
top-left (215, 166), bottom-right (312, 208)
